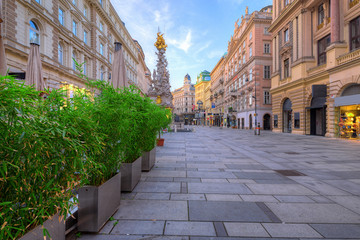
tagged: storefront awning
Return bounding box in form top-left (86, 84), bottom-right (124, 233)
top-left (306, 97), bottom-right (326, 109)
top-left (334, 94), bottom-right (360, 107)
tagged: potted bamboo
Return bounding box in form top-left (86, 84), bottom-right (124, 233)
top-left (0, 76), bottom-right (103, 239)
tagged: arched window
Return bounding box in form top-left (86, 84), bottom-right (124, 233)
top-left (83, 59), bottom-right (87, 75)
top-left (29, 20), bottom-right (40, 44)
top-left (58, 43), bottom-right (63, 65)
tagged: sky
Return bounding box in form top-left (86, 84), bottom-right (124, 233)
top-left (110, 0), bottom-right (272, 91)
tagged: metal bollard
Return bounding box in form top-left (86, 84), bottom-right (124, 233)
top-left (174, 125), bottom-right (177, 132)
top-left (255, 123), bottom-right (261, 135)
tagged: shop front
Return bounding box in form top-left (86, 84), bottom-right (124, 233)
top-left (334, 84), bottom-right (360, 140)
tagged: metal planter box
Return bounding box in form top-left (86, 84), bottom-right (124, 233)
top-left (120, 156), bottom-right (142, 192)
top-left (142, 147), bottom-right (156, 172)
top-left (78, 172), bottom-right (121, 232)
top-left (20, 213), bottom-right (65, 240)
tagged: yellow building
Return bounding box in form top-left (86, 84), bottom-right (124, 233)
top-left (269, 0), bottom-right (360, 138)
top-left (194, 70), bottom-right (211, 125)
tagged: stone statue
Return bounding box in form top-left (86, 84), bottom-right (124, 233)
top-left (148, 31), bottom-right (173, 108)
top-left (245, 6), bottom-right (249, 15)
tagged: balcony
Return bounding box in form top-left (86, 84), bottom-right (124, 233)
top-left (337, 48), bottom-right (360, 65)
top-left (350, 0), bottom-right (359, 9)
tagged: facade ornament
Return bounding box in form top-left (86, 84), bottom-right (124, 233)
top-left (245, 6), bottom-right (249, 15)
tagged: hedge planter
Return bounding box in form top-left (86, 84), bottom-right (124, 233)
top-left (78, 172), bottom-right (121, 232)
top-left (120, 156), bottom-right (142, 192)
top-left (142, 148), bottom-right (156, 172)
top-left (20, 213), bottom-right (65, 240)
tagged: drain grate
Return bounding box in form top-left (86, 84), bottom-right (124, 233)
top-left (275, 170), bottom-right (306, 176)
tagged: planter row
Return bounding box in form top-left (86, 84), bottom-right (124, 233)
top-left (20, 148), bottom-right (157, 239)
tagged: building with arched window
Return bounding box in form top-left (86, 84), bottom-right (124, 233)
top-left (1, 0), bottom-right (148, 92)
top-left (269, 0), bottom-right (360, 139)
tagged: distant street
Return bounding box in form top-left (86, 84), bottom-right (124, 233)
top-left (81, 126), bottom-right (360, 240)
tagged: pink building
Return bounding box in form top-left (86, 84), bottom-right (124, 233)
top-left (223, 6), bottom-right (273, 130)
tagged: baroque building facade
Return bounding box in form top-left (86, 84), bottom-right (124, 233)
top-left (194, 70), bottom-right (211, 125)
top-left (270, 0), bottom-right (360, 139)
top-left (1, 0), bottom-right (149, 93)
top-left (172, 74), bottom-right (195, 125)
top-left (222, 6), bottom-right (273, 129)
top-left (210, 55), bottom-right (226, 126)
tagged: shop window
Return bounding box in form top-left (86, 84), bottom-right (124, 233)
top-left (284, 58), bottom-right (290, 78)
top-left (350, 16), bottom-right (360, 51)
top-left (294, 112), bottom-right (300, 128)
top-left (318, 34), bottom-right (330, 65)
top-left (274, 114), bottom-right (278, 128)
top-left (338, 105), bottom-right (360, 139)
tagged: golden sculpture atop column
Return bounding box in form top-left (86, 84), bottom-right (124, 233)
top-left (154, 32), bottom-right (168, 51)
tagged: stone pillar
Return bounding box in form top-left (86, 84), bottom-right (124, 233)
top-left (331, 0), bottom-right (340, 43)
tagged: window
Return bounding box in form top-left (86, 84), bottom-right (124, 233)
top-left (350, 16), bottom-right (360, 51)
top-left (284, 58), bottom-right (290, 78)
top-left (58, 43), bottom-right (63, 64)
top-left (83, 6), bottom-right (87, 17)
top-left (318, 34), bottom-right (330, 65)
top-left (243, 74), bottom-right (246, 85)
top-left (284, 0), bottom-right (289, 6)
top-left (249, 32), bottom-right (252, 40)
top-left (29, 20), bottom-right (40, 44)
top-left (294, 112), bottom-right (300, 128)
top-left (72, 52), bottom-right (76, 71)
top-left (100, 67), bottom-right (105, 80)
top-left (83, 61), bottom-right (87, 75)
top-left (100, 22), bottom-right (103, 32)
top-left (72, 0), bottom-right (76, 6)
top-left (249, 47), bottom-right (252, 57)
top-left (264, 43), bottom-right (270, 53)
top-left (99, 0), bottom-right (103, 6)
top-left (284, 29), bottom-right (289, 42)
top-left (249, 69), bottom-right (253, 81)
top-left (318, 4), bottom-right (325, 25)
top-left (59, 8), bottom-right (64, 25)
top-left (109, 53), bottom-right (112, 64)
top-left (100, 43), bottom-right (104, 55)
top-left (243, 55), bottom-right (246, 64)
top-left (249, 93), bottom-right (253, 105)
top-left (243, 41), bottom-right (246, 49)
top-left (264, 91), bottom-right (271, 104)
top-left (264, 27), bottom-right (269, 35)
top-left (72, 21), bottom-right (77, 36)
top-left (35, 0), bottom-right (41, 4)
top-left (264, 65), bottom-right (271, 79)
top-left (274, 115), bottom-right (278, 128)
top-left (84, 31), bottom-right (88, 44)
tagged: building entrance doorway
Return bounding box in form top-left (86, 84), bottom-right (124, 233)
top-left (263, 114), bottom-right (271, 130)
top-left (249, 114), bottom-right (253, 129)
top-left (241, 118), bottom-right (245, 129)
top-left (283, 98), bottom-right (292, 133)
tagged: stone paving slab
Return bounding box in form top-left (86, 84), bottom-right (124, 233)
top-left (188, 183), bottom-right (252, 194)
top-left (266, 202), bottom-right (360, 223)
top-left (133, 182), bottom-right (181, 193)
top-left (80, 235), bottom-right (189, 240)
top-left (189, 201), bottom-right (272, 222)
top-left (206, 194), bottom-right (242, 201)
top-left (246, 184), bottom-right (319, 195)
top-left (310, 224), bottom-right (360, 238)
top-left (262, 223), bottom-right (323, 238)
top-left (110, 220), bottom-right (165, 235)
top-left (224, 223), bottom-right (270, 237)
top-left (170, 194), bottom-right (206, 201)
top-left (134, 193), bottom-right (170, 200)
top-left (113, 200), bottom-right (188, 220)
top-left (327, 195), bottom-right (360, 214)
top-left (165, 221), bottom-right (216, 236)
top-left (187, 171), bottom-right (237, 179)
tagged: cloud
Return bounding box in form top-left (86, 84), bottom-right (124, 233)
top-left (167, 29), bottom-right (193, 53)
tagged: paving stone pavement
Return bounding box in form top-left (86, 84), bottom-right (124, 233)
top-left (80, 127), bottom-right (360, 240)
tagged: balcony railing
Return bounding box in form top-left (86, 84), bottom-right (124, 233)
top-left (350, 0), bottom-right (359, 9)
top-left (337, 48), bottom-right (360, 65)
